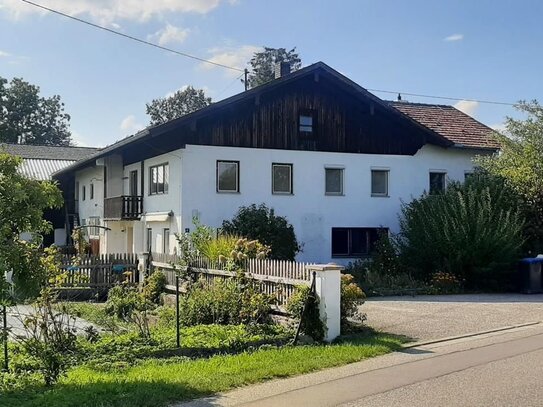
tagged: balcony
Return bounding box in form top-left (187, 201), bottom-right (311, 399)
top-left (104, 195), bottom-right (143, 220)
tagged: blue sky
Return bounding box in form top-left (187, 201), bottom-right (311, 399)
top-left (0, 0), bottom-right (541, 147)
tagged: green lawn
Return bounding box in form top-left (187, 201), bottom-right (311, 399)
top-left (2, 333), bottom-right (403, 407)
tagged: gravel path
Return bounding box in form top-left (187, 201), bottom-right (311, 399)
top-left (363, 293), bottom-right (543, 341)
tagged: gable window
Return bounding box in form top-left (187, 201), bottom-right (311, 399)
top-left (129, 170), bottom-right (138, 196)
top-left (272, 163), bottom-right (293, 194)
top-left (371, 169), bottom-right (389, 197)
top-left (299, 109), bottom-right (316, 138)
top-left (429, 171), bottom-right (446, 194)
top-left (217, 160), bottom-right (239, 193)
top-left (149, 163), bottom-right (169, 195)
top-left (331, 227), bottom-right (385, 257)
top-left (90, 183), bottom-right (94, 200)
top-left (325, 167), bottom-right (344, 195)
top-left (82, 185), bottom-right (86, 201)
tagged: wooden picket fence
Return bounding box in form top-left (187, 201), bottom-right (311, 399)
top-left (59, 253), bottom-right (139, 288)
top-left (150, 253), bottom-right (313, 306)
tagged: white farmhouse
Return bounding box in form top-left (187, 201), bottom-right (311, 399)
top-left (54, 62), bottom-right (499, 264)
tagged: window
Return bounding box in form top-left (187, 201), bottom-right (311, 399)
top-left (75, 181), bottom-right (79, 201)
top-left (163, 228), bottom-right (170, 254)
top-left (82, 185), bottom-right (86, 201)
top-left (371, 170), bottom-right (389, 197)
top-left (272, 163), bottom-right (293, 194)
top-left (146, 228), bottom-right (152, 253)
top-left (129, 170), bottom-right (138, 196)
top-left (149, 163), bottom-right (169, 195)
top-left (325, 168), bottom-right (344, 195)
top-left (299, 109), bottom-right (316, 137)
top-left (331, 227), bottom-right (384, 257)
top-left (90, 183), bottom-right (94, 200)
top-left (429, 172), bottom-right (446, 194)
top-left (87, 216), bottom-right (100, 238)
top-left (104, 166), bottom-right (108, 199)
top-left (217, 160), bottom-right (239, 193)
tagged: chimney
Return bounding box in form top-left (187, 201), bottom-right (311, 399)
top-left (274, 61), bottom-right (291, 79)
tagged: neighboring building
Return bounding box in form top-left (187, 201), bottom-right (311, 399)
top-left (53, 62), bottom-right (498, 263)
top-left (1, 143), bottom-right (100, 246)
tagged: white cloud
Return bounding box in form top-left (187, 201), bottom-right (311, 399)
top-left (444, 33), bottom-right (464, 42)
top-left (454, 100), bottom-right (479, 116)
top-left (1, 0), bottom-right (227, 25)
top-left (120, 115), bottom-right (144, 133)
top-left (201, 45), bottom-right (262, 76)
top-left (0, 50), bottom-right (11, 57)
top-left (148, 24), bottom-right (189, 46)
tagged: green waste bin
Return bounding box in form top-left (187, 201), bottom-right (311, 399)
top-left (519, 258), bottom-right (543, 294)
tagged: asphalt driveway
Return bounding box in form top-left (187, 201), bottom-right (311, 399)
top-left (363, 293), bottom-right (543, 341)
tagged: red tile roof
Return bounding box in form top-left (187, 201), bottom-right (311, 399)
top-left (389, 101), bottom-right (500, 150)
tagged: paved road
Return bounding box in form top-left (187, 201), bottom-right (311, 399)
top-left (6, 304), bottom-right (97, 338)
top-left (179, 323), bottom-right (543, 407)
top-left (363, 293), bottom-right (543, 341)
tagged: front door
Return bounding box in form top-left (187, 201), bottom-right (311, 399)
top-left (129, 170), bottom-right (138, 196)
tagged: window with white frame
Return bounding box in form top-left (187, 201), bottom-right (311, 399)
top-left (429, 171), bottom-right (446, 194)
top-left (371, 169), bottom-right (389, 197)
top-left (149, 163), bottom-right (169, 195)
top-left (87, 216), bottom-right (100, 238)
top-left (325, 167), bottom-right (344, 195)
top-left (272, 163), bottom-right (293, 194)
top-left (217, 160), bottom-right (239, 193)
top-left (146, 228), bottom-right (152, 253)
top-left (299, 109), bottom-right (316, 137)
top-left (163, 228), bottom-right (170, 254)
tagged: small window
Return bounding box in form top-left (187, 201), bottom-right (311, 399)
top-left (90, 183), bottom-right (94, 200)
top-left (87, 216), bottom-right (100, 238)
top-left (75, 181), bottom-right (79, 201)
top-left (82, 185), bottom-right (86, 201)
top-left (163, 228), bottom-right (170, 254)
top-left (129, 170), bottom-right (138, 196)
top-left (146, 228), bottom-right (153, 253)
top-left (429, 172), bottom-right (446, 194)
top-left (331, 227), bottom-right (385, 257)
top-left (299, 109), bottom-right (316, 137)
top-left (272, 163), bottom-right (293, 194)
top-left (149, 163), bottom-right (169, 195)
top-left (217, 161), bottom-right (239, 193)
top-left (325, 168), bottom-right (344, 195)
top-left (371, 170), bottom-right (389, 197)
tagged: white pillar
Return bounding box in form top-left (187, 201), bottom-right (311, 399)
top-left (307, 263), bottom-right (343, 342)
top-left (137, 253), bottom-right (148, 283)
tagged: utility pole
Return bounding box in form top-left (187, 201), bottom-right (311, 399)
top-left (244, 68), bottom-right (249, 91)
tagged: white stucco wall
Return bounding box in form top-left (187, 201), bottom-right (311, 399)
top-left (180, 144), bottom-right (486, 264)
top-left (75, 166), bottom-right (104, 224)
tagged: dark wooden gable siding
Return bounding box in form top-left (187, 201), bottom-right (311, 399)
top-left (175, 75), bottom-right (426, 156)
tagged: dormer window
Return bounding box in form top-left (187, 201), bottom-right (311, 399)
top-left (299, 109), bottom-right (316, 137)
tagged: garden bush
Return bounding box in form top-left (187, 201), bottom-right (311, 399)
top-left (397, 173), bottom-right (525, 290)
top-left (340, 274), bottom-right (366, 329)
top-left (143, 271), bottom-right (167, 304)
top-left (222, 203), bottom-right (301, 260)
top-left (179, 277), bottom-right (273, 326)
top-left (286, 285), bottom-right (324, 341)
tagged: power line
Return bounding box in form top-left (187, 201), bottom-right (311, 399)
top-left (19, 0), bottom-right (244, 73)
top-left (367, 88), bottom-right (516, 107)
top-left (215, 72), bottom-right (245, 99)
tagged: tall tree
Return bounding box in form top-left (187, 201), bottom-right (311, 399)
top-left (477, 100), bottom-right (543, 252)
top-left (245, 47), bottom-right (302, 89)
top-left (0, 77), bottom-right (72, 146)
top-left (146, 86), bottom-right (212, 126)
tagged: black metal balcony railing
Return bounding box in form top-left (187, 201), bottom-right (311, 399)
top-left (104, 195), bottom-right (143, 220)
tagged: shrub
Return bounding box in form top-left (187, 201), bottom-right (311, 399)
top-left (340, 274), bottom-right (366, 329)
top-left (143, 271), bottom-right (167, 304)
top-left (222, 203), bottom-right (301, 260)
top-left (397, 174), bottom-right (525, 290)
top-left (430, 271), bottom-right (462, 294)
top-left (179, 277), bottom-right (273, 326)
top-left (286, 285), bottom-right (324, 342)
top-left (105, 284), bottom-right (141, 320)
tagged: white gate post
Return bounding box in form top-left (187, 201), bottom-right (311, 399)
top-left (137, 253), bottom-right (148, 283)
top-left (307, 263), bottom-right (344, 342)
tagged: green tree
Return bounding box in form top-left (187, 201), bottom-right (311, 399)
top-left (221, 204), bottom-right (301, 260)
top-left (0, 77), bottom-right (72, 145)
top-left (396, 173), bottom-right (524, 290)
top-left (0, 153), bottom-right (63, 301)
top-left (146, 86), bottom-right (212, 125)
top-left (244, 47), bottom-right (302, 89)
top-left (477, 100), bottom-right (543, 252)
